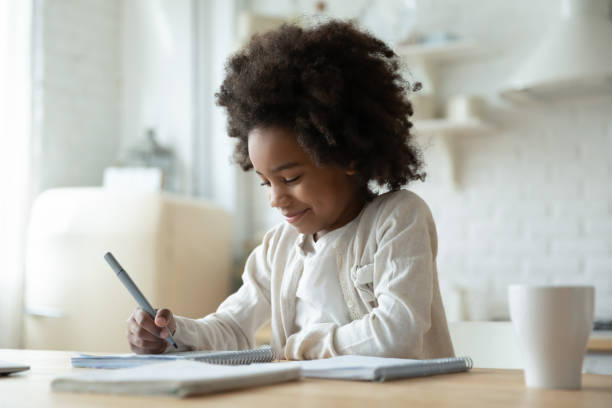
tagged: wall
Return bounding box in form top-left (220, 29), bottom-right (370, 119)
top-left (36, 0), bottom-right (200, 196)
top-left (35, 0), bottom-right (249, 270)
top-left (245, 0), bottom-right (612, 320)
top-left (33, 0), bottom-right (119, 193)
top-left (408, 0), bottom-right (612, 321)
top-left (119, 0), bottom-right (194, 194)
top-left (33, 0), bottom-right (612, 321)
top-left (119, 0), bottom-right (248, 255)
top-left (413, 96), bottom-right (612, 321)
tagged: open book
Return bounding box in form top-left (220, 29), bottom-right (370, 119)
top-left (300, 355), bottom-right (473, 381)
top-left (71, 345), bottom-right (275, 369)
top-left (53, 360), bottom-right (301, 397)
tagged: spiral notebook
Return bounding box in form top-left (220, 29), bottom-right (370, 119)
top-left (71, 345), bottom-right (275, 369)
top-left (299, 355), bottom-right (473, 381)
top-left (54, 360), bottom-right (301, 397)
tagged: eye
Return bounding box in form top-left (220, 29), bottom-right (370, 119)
top-left (259, 181), bottom-right (271, 187)
top-left (284, 176), bottom-right (300, 184)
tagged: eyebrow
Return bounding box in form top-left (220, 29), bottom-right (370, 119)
top-left (255, 162), bottom-right (301, 175)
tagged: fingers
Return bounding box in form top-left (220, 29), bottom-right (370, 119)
top-left (155, 308), bottom-right (176, 334)
top-left (127, 328), bottom-right (165, 349)
top-left (126, 307), bottom-right (168, 354)
top-left (126, 315), bottom-right (160, 342)
top-left (129, 338), bottom-right (167, 355)
top-left (126, 318), bottom-right (166, 354)
top-left (155, 308), bottom-right (174, 327)
top-left (125, 307), bottom-right (177, 354)
top-left (133, 308), bottom-right (162, 337)
top-left (159, 327), bottom-right (171, 340)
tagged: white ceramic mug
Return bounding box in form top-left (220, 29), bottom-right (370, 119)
top-left (508, 285), bottom-right (594, 389)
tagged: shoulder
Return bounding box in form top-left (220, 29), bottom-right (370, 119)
top-left (358, 190), bottom-right (437, 256)
top-left (354, 189), bottom-right (436, 246)
top-left (365, 189), bottom-right (433, 221)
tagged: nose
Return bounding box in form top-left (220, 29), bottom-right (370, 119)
top-left (268, 183), bottom-right (290, 209)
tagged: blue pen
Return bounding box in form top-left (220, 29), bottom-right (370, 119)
top-left (104, 252), bottom-right (178, 349)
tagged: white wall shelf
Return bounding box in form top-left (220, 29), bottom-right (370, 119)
top-left (411, 117), bottom-right (495, 190)
top-left (395, 39), bottom-right (479, 62)
top-left (393, 38), bottom-right (482, 96)
top-left (413, 118), bottom-right (493, 137)
top-left (396, 39), bottom-right (493, 139)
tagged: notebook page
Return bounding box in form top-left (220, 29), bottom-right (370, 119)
top-left (66, 360), bottom-right (297, 382)
top-left (71, 345), bottom-right (275, 368)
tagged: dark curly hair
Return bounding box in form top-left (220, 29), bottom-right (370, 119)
top-left (216, 19), bottom-right (425, 196)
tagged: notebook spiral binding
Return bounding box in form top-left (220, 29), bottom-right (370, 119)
top-left (414, 356), bottom-right (473, 374)
top-left (196, 345), bottom-right (276, 365)
top-left (374, 355), bottom-right (473, 382)
top-left (462, 356), bottom-right (473, 369)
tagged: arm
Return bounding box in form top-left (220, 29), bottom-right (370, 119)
top-left (284, 194), bottom-right (437, 360)
top-left (171, 237), bottom-right (273, 352)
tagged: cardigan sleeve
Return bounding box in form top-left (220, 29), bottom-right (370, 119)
top-left (169, 234), bottom-right (274, 352)
top-left (284, 192), bottom-right (437, 360)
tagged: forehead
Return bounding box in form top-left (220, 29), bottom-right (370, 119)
top-left (248, 127), bottom-right (310, 170)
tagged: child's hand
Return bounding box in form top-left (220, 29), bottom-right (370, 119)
top-left (126, 307), bottom-right (177, 354)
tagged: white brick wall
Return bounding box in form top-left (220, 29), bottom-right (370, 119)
top-left (402, 0), bottom-right (612, 322)
top-left (248, 0), bottom-right (612, 321)
top-left (415, 94), bottom-right (612, 320)
top-left (33, 0), bottom-right (119, 193)
top-left (414, 105), bottom-right (612, 321)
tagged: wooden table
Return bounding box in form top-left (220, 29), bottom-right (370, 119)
top-left (1, 349), bottom-right (611, 407)
top-left (589, 331), bottom-right (612, 352)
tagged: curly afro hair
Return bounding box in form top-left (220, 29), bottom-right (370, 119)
top-left (216, 19), bottom-right (425, 196)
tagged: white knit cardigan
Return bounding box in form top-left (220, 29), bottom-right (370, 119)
top-left (171, 189), bottom-right (454, 360)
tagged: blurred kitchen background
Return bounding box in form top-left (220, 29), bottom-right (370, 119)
top-left (1, 0), bottom-right (611, 357)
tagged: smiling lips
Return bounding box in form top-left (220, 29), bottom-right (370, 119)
top-left (284, 209), bottom-right (309, 223)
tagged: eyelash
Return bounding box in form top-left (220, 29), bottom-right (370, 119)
top-left (260, 176), bottom-right (300, 187)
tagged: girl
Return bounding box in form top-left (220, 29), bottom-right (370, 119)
top-left (126, 20), bottom-right (454, 360)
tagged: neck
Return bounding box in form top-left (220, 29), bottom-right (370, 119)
top-left (314, 195), bottom-right (367, 242)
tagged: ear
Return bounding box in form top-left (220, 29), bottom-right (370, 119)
top-left (345, 161), bottom-right (356, 176)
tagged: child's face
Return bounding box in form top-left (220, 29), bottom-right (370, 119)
top-left (248, 126), bottom-right (363, 239)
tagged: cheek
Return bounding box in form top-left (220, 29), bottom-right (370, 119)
top-left (297, 179), bottom-right (321, 199)
top-left (320, 175), bottom-right (355, 211)
top-left (298, 180), bottom-right (335, 210)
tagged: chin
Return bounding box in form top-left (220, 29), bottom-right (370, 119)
top-left (289, 223), bottom-right (317, 236)
top-left (291, 225), bottom-right (311, 235)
